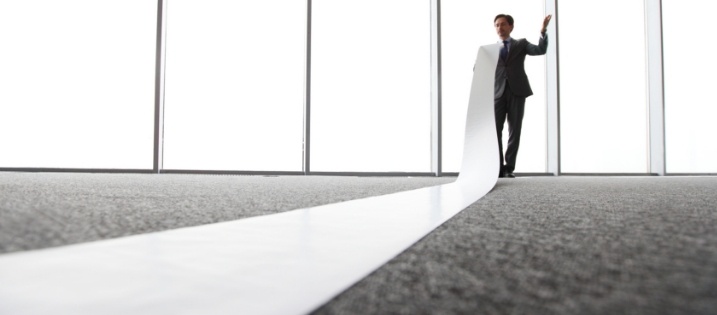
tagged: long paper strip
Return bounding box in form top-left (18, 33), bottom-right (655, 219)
top-left (0, 44), bottom-right (500, 315)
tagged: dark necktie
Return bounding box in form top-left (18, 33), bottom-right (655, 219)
top-left (500, 40), bottom-right (509, 61)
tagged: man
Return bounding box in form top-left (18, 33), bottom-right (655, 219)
top-left (494, 14), bottom-right (552, 178)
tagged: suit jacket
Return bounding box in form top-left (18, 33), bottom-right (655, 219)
top-left (494, 34), bottom-right (548, 99)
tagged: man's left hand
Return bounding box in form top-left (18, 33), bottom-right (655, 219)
top-left (541, 15), bottom-right (552, 33)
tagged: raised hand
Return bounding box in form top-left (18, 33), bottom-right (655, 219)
top-left (541, 15), bottom-right (552, 33)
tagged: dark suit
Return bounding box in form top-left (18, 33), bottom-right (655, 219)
top-left (494, 34), bottom-right (548, 175)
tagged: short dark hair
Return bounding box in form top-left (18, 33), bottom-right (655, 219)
top-left (494, 14), bottom-right (514, 26)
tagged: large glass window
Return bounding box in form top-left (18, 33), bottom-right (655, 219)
top-left (311, 0), bottom-right (431, 172)
top-left (663, 0), bottom-right (717, 173)
top-left (559, 0), bottom-right (648, 173)
top-left (0, 1), bottom-right (157, 169)
top-left (442, 1), bottom-right (547, 173)
top-left (162, 0), bottom-right (306, 171)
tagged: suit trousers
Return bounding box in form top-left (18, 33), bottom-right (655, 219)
top-left (494, 83), bottom-right (526, 175)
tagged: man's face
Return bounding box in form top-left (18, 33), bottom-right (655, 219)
top-left (495, 17), bottom-right (513, 39)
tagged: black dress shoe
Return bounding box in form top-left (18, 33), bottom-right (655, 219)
top-left (504, 172), bottom-right (515, 178)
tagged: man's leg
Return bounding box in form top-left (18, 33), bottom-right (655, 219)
top-left (504, 93), bottom-right (526, 175)
top-left (494, 95), bottom-right (508, 177)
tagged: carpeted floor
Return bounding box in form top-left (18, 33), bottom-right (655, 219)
top-left (0, 172), bottom-right (453, 254)
top-left (1, 173), bottom-right (716, 314)
top-left (314, 176), bottom-right (717, 315)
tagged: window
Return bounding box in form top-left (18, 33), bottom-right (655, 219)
top-left (0, 1), bottom-right (157, 169)
top-left (442, 0), bottom-right (547, 173)
top-left (663, 0), bottom-right (717, 173)
top-left (311, 0), bottom-right (431, 172)
top-left (162, 0), bottom-right (306, 171)
top-left (559, 0), bottom-right (648, 173)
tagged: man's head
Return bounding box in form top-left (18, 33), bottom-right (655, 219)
top-left (494, 14), bottom-right (514, 40)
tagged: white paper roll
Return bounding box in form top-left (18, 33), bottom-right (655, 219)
top-left (0, 44), bottom-right (501, 315)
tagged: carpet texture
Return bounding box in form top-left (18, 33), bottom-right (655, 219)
top-left (1, 173), bottom-right (716, 314)
top-left (0, 172), bottom-right (453, 254)
top-left (313, 177), bottom-right (717, 315)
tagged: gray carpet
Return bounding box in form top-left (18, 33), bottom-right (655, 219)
top-left (0, 172), bottom-right (453, 254)
top-left (313, 176), bottom-right (717, 315)
top-left (1, 173), bottom-right (716, 314)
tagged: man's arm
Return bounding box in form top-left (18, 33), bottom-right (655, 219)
top-left (526, 15), bottom-right (551, 56)
top-left (526, 33), bottom-right (548, 56)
